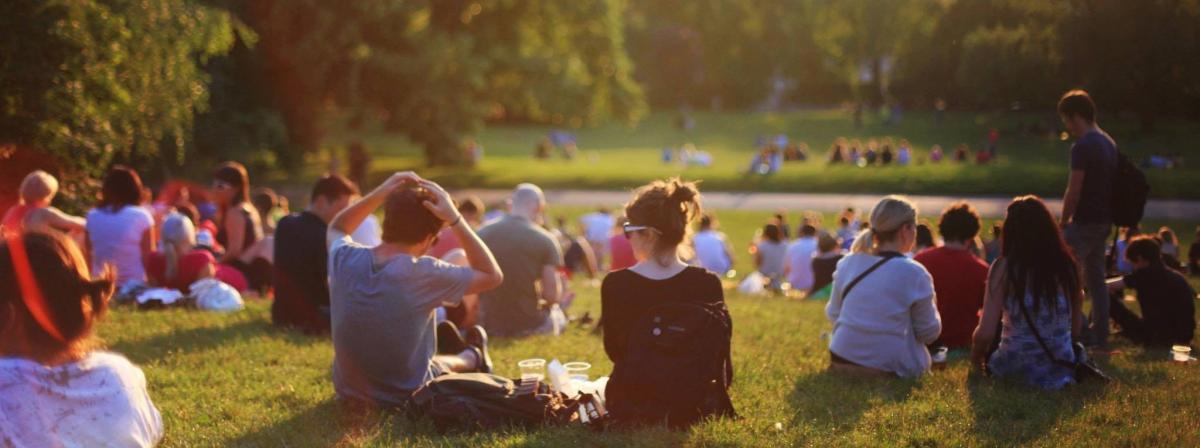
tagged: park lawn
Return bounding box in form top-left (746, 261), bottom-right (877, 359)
top-left (312, 110), bottom-right (1200, 199)
top-left (97, 207), bottom-right (1200, 447)
top-left (102, 286), bottom-right (1200, 447)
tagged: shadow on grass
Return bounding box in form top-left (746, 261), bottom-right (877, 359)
top-left (965, 369), bottom-right (1105, 445)
top-left (787, 369), bottom-right (917, 436)
top-left (109, 319), bottom-right (320, 365)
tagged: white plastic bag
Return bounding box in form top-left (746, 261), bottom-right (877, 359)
top-left (136, 288), bottom-right (185, 306)
top-left (738, 271), bottom-right (766, 295)
top-left (188, 278), bottom-right (244, 312)
top-left (548, 304), bottom-right (568, 335)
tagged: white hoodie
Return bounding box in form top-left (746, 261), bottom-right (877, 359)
top-left (0, 352), bottom-right (163, 447)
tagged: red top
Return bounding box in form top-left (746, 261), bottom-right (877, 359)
top-left (145, 250), bottom-right (216, 294)
top-left (1, 204), bottom-right (32, 235)
top-left (609, 233), bottom-right (636, 271)
top-left (914, 246), bottom-right (988, 348)
top-left (428, 227), bottom-right (462, 259)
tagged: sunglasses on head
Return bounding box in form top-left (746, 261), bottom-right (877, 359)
top-left (623, 222), bottom-right (660, 239)
top-left (211, 181), bottom-right (233, 191)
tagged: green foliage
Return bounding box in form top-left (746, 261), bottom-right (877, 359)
top-left (237, 0), bottom-right (645, 167)
top-left (0, 0), bottom-right (237, 186)
top-left (954, 25), bottom-right (1060, 108)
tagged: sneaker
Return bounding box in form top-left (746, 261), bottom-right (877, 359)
top-left (436, 321), bottom-right (467, 355)
top-left (465, 325), bottom-right (493, 374)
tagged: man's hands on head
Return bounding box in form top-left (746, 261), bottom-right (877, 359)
top-left (419, 180), bottom-right (462, 225)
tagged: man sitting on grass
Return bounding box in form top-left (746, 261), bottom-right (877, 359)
top-left (1105, 236), bottom-right (1196, 348)
top-left (326, 172), bottom-right (504, 408)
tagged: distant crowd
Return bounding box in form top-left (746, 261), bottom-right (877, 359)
top-left (0, 90), bottom-right (1196, 446)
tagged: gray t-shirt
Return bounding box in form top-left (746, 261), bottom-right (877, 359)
top-left (476, 215), bottom-right (563, 336)
top-left (1069, 129), bottom-right (1117, 225)
top-left (327, 232), bottom-right (473, 406)
top-left (756, 240), bottom-right (788, 279)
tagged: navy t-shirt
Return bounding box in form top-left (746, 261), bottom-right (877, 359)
top-left (1069, 130), bottom-right (1117, 225)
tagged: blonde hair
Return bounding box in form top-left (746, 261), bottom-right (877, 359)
top-left (850, 196), bottom-right (918, 254)
top-left (19, 170), bottom-right (58, 205)
top-left (160, 213), bottom-right (196, 282)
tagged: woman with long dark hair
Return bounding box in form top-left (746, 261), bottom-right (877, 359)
top-left (972, 196), bottom-right (1084, 389)
top-left (211, 162), bottom-right (268, 292)
top-left (85, 166), bottom-right (156, 286)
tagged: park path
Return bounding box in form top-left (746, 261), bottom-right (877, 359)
top-left (456, 189), bottom-right (1200, 220)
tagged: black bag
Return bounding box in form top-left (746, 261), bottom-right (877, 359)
top-left (1111, 151), bottom-right (1149, 228)
top-left (1015, 296), bottom-right (1112, 384)
top-left (409, 373), bottom-right (575, 430)
top-left (607, 301), bottom-right (737, 428)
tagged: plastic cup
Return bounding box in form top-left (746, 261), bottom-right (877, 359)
top-left (563, 362), bottom-right (591, 382)
top-left (931, 347), bottom-right (949, 370)
top-left (1171, 345), bottom-right (1192, 363)
top-left (518, 358), bottom-right (546, 381)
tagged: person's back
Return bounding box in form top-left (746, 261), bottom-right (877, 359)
top-left (826, 197), bottom-right (940, 378)
top-left (477, 214), bottom-right (562, 337)
top-left (755, 239), bottom-right (787, 280)
top-left (785, 228), bottom-right (819, 291)
top-left (987, 285), bottom-right (1076, 389)
top-left (0, 230), bottom-right (162, 447)
top-left (1069, 130), bottom-right (1117, 226)
top-left (827, 252), bottom-right (940, 377)
top-left (915, 247), bottom-right (986, 348)
top-left (273, 211), bottom-right (333, 333)
top-left (609, 232), bottom-right (636, 271)
top-left (692, 229), bottom-right (731, 274)
top-left (0, 352), bottom-right (162, 447)
top-left (87, 205), bottom-right (154, 285)
top-left (145, 249), bottom-right (214, 294)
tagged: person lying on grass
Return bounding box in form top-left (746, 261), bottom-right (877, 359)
top-left (0, 230), bottom-right (163, 447)
top-left (1105, 236), bottom-right (1196, 348)
top-left (326, 172), bottom-right (503, 409)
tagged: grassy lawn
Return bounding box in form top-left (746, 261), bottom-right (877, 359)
top-left (313, 110), bottom-right (1200, 199)
top-left (96, 207), bottom-right (1200, 447)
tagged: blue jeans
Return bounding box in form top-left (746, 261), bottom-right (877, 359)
top-left (1064, 223), bottom-right (1112, 347)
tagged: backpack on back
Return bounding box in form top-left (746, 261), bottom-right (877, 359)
top-left (1111, 151), bottom-right (1149, 228)
top-left (607, 301), bottom-right (737, 428)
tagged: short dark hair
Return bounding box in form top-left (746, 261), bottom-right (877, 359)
top-left (1125, 235), bottom-right (1162, 265)
top-left (458, 195), bottom-right (484, 215)
top-left (310, 174), bottom-right (359, 203)
top-left (252, 187), bottom-right (278, 215)
top-left (938, 202), bottom-right (982, 243)
top-left (98, 166), bottom-right (144, 211)
top-left (762, 223), bottom-right (781, 243)
top-left (382, 188), bottom-right (443, 244)
top-left (800, 224), bottom-right (817, 236)
top-left (916, 223), bottom-right (935, 247)
top-left (1057, 89), bottom-right (1096, 123)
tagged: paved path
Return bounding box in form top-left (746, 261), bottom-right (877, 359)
top-left (457, 189), bottom-right (1200, 220)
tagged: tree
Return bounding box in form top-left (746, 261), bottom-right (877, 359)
top-left (239, 0), bottom-right (645, 167)
top-left (0, 0), bottom-right (239, 201)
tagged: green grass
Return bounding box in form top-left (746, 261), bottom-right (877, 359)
top-left (311, 110), bottom-right (1200, 199)
top-left (96, 207), bottom-right (1200, 446)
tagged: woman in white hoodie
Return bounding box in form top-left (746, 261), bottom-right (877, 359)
top-left (0, 230), bottom-right (162, 447)
top-left (826, 196), bottom-right (942, 378)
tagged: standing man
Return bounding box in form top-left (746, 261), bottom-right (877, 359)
top-left (477, 183), bottom-right (564, 337)
top-left (1057, 90), bottom-right (1117, 351)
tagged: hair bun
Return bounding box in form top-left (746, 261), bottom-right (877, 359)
top-left (667, 178), bottom-right (699, 205)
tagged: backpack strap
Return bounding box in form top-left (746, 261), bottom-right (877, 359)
top-left (1014, 293), bottom-right (1077, 369)
top-left (840, 252), bottom-right (902, 301)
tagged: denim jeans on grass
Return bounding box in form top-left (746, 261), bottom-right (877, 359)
top-left (1064, 223), bottom-right (1112, 347)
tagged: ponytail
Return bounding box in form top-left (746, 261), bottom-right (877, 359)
top-left (162, 242), bottom-right (179, 282)
top-left (850, 228), bottom-right (876, 254)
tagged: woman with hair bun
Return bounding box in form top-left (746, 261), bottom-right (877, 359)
top-left (601, 178), bottom-right (735, 428)
top-left (826, 196), bottom-right (942, 377)
top-left (0, 230), bottom-right (163, 446)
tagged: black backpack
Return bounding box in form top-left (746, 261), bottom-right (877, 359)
top-left (409, 373), bottom-right (574, 430)
top-left (607, 301), bottom-right (737, 428)
top-left (1111, 151), bottom-right (1149, 227)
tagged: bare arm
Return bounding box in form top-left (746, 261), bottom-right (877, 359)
top-left (972, 259), bottom-right (1008, 370)
top-left (754, 249), bottom-right (764, 269)
top-left (140, 227), bottom-right (156, 260)
top-left (221, 208), bottom-right (245, 262)
top-left (578, 238), bottom-right (599, 279)
top-left (540, 265), bottom-right (561, 305)
top-left (1060, 169), bottom-right (1085, 226)
top-left (1070, 285), bottom-right (1084, 341)
top-left (327, 171), bottom-right (423, 245)
top-left (420, 179), bottom-right (504, 295)
top-left (37, 207), bottom-right (87, 233)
